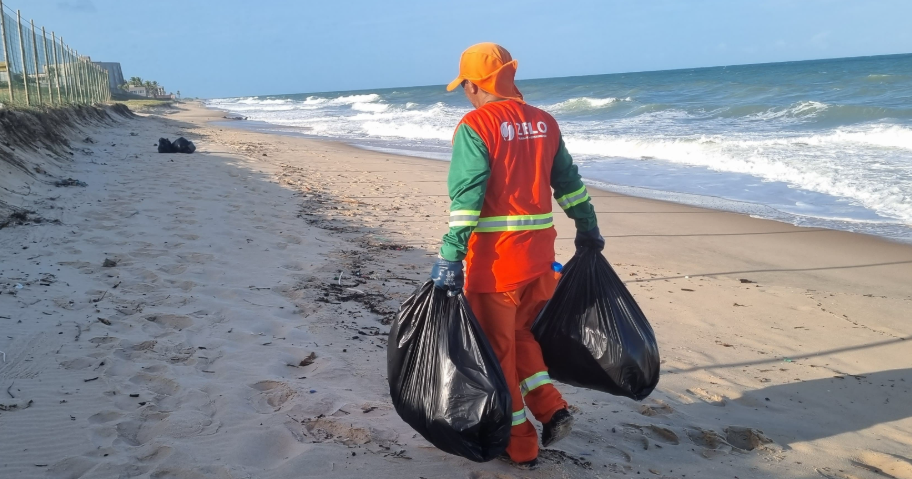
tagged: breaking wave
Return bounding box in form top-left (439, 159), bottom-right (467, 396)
top-left (564, 126), bottom-right (912, 223)
top-left (544, 96), bottom-right (631, 114)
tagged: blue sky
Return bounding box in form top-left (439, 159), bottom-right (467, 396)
top-left (18, 0), bottom-right (912, 98)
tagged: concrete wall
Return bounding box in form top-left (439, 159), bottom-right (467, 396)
top-left (94, 62), bottom-right (125, 91)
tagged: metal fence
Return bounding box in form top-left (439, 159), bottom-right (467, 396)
top-left (0, 0), bottom-right (110, 107)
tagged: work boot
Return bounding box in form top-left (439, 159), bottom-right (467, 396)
top-left (499, 454), bottom-right (539, 470)
top-left (541, 408), bottom-right (574, 447)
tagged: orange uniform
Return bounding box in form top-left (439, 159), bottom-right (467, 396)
top-left (438, 43), bottom-right (597, 464)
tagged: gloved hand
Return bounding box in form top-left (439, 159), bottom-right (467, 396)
top-left (574, 226), bottom-right (605, 252)
top-left (430, 257), bottom-right (464, 294)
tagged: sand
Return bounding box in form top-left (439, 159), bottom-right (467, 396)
top-left (1, 102), bottom-right (910, 479)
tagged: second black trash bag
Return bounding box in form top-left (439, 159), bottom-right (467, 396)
top-left (532, 248), bottom-right (660, 400)
top-left (171, 137), bottom-right (196, 154)
top-left (157, 138), bottom-right (174, 153)
top-left (387, 280), bottom-right (511, 462)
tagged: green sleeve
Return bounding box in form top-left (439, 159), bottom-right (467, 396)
top-left (439, 123), bottom-right (491, 262)
top-left (551, 135), bottom-right (598, 232)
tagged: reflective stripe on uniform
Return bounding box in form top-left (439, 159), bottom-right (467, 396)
top-left (556, 186), bottom-right (590, 210)
top-left (520, 371), bottom-right (553, 396)
top-left (474, 213), bottom-right (553, 233)
top-left (449, 209), bottom-right (481, 228)
top-left (511, 409), bottom-right (527, 426)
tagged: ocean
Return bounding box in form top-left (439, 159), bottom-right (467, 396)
top-left (206, 54), bottom-right (912, 242)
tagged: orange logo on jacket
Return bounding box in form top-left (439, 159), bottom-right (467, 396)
top-left (500, 121), bottom-right (548, 141)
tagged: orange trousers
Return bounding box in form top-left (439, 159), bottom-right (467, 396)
top-left (465, 271), bottom-right (567, 463)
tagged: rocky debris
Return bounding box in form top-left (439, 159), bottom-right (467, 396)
top-left (54, 178), bottom-right (87, 187)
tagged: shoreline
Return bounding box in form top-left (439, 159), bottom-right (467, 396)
top-left (1, 101), bottom-right (910, 478)
top-left (205, 104), bottom-right (912, 246)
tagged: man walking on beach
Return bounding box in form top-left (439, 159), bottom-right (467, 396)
top-left (431, 43), bottom-right (603, 469)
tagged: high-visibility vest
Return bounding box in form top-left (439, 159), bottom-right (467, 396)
top-left (459, 100), bottom-right (561, 293)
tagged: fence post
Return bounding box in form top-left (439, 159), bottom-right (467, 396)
top-left (29, 19), bottom-right (41, 105)
top-left (0, 1), bottom-right (13, 104)
top-left (15, 10), bottom-right (27, 105)
top-left (90, 63), bottom-right (97, 104)
top-left (78, 50), bottom-right (86, 104)
top-left (60, 39), bottom-right (70, 102)
top-left (82, 60), bottom-right (95, 105)
top-left (75, 48), bottom-right (84, 104)
top-left (42, 26), bottom-right (55, 105)
top-left (51, 31), bottom-right (61, 104)
top-left (96, 66), bottom-right (103, 103)
top-left (100, 66), bottom-right (109, 102)
top-left (70, 47), bottom-right (78, 103)
top-left (74, 48), bottom-right (82, 104)
top-left (81, 53), bottom-right (90, 104)
top-left (92, 64), bottom-right (99, 104)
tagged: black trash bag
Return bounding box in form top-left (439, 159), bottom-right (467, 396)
top-left (532, 248), bottom-right (660, 400)
top-left (157, 137), bottom-right (174, 153)
top-left (172, 137), bottom-right (196, 154)
top-left (387, 280), bottom-right (511, 462)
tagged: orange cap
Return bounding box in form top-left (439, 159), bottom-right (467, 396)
top-left (446, 43), bottom-right (524, 102)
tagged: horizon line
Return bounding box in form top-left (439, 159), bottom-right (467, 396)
top-left (206, 51), bottom-right (911, 100)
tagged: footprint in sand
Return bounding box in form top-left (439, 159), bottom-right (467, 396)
top-left (158, 263), bottom-right (189, 275)
top-left (851, 451), bottom-right (912, 479)
top-left (129, 372), bottom-right (180, 396)
top-left (46, 456), bottom-right (97, 479)
top-left (116, 419), bottom-right (154, 447)
top-left (136, 444), bottom-right (174, 464)
top-left (130, 247), bottom-right (170, 259)
top-left (176, 252), bottom-right (214, 264)
top-left (724, 426), bottom-right (778, 452)
top-left (538, 448), bottom-right (600, 470)
top-left (638, 399), bottom-right (674, 416)
top-left (88, 411), bottom-right (124, 424)
top-left (164, 279), bottom-right (197, 291)
top-left (280, 234), bottom-right (303, 245)
top-left (59, 357), bottom-right (96, 370)
top-left (624, 423), bottom-right (681, 447)
top-left (686, 427), bottom-right (733, 458)
top-left (687, 387), bottom-right (727, 406)
top-left (249, 380), bottom-right (296, 413)
top-left (144, 313), bottom-right (193, 330)
top-left (80, 462), bottom-right (151, 478)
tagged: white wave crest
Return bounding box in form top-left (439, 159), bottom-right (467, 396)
top-left (351, 102), bottom-right (389, 113)
top-left (818, 125), bottom-right (912, 150)
top-left (328, 93), bottom-right (381, 105)
top-left (545, 96), bottom-right (629, 113)
top-left (361, 121), bottom-right (451, 140)
top-left (564, 128), bottom-right (912, 223)
top-left (303, 96), bottom-right (328, 105)
top-left (749, 101), bottom-right (829, 121)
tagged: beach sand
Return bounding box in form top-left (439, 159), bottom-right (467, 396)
top-left (1, 102), bottom-right (910, 479)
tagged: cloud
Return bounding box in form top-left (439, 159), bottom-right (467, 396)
top-left (57, 0), bottom-right (97, 13)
